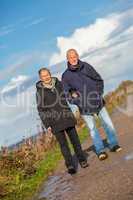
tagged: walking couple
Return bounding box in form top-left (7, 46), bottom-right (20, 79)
top-left (36, 49), bottom-right (122, 175)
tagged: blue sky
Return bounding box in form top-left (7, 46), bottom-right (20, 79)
top-left (1, 0), bottom-right (133, 84)
top-left (0, 0), bottom-right (133, 147)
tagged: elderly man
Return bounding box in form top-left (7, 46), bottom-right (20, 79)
top-left (36, 67), bottom-right (88, 174)
top-left (62, 49), bottom-right (122, 161)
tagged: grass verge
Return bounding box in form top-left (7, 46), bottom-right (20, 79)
top-left (2, 127), bottom-right (88, 200)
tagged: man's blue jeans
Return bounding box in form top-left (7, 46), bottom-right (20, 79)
top-left (82, 107), bottom-right (119, 155)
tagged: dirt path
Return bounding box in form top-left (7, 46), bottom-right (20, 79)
top-left (36, 108), bottom-right (133, 200)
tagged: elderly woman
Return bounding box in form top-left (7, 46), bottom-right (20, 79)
top-left (36, 67), bottom-right (88, 174)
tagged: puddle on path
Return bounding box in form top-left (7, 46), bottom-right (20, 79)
top-left (124, 152), bottom-right (133, 161)
top-left (37, 150), bottom-right (133, 200)
top-left (38, 173), bottom-right (75, 200)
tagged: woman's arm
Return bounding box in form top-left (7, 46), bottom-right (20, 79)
top-left (36, 90), bottom-right (50, 129)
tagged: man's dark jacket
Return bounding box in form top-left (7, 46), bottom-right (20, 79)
top-left (36, 77), bottom-right (76, 134)
top-left (62, 60), bottom-right (105, 115)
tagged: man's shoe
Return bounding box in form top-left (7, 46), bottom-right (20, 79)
top-left (80, 161), bottom-right (89, 168)
top-left (110, 145), bottom-right (122, 152)
top-left (98, 152), bottom-right (108, 161)
top-left (67, 166), bottom-right (76, 175)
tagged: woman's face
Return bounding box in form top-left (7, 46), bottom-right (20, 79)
top-left (40, 70), bottom-right (52, 84)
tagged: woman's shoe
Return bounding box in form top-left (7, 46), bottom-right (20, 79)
top-left (67, 166), bottom-right (77, 174)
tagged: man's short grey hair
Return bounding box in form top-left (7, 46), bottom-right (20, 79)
top-left (66, 49), bottom-right (79, 58)
top-left (38, 67), bottom-right (51, 75)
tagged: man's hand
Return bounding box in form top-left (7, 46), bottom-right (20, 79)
top-left (71, 92), bottom-right (78, 98)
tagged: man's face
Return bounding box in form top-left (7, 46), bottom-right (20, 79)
top-left (67, 51), bottom-right (78, 65)
top-left (39, 70), bottom-right (52, 84)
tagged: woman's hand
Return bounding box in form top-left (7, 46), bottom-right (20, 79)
top-left (47, 127), bottom-right (53, 137)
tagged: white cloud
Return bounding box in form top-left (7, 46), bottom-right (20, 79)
top-left (24, 17), bottom-right (46, 28)
top-left (0, 51), bottom-right (49, 80)
top-left (0, 16), bottom-right (46, 38)
top-left (0, 24), bottom-right (16, 37)
top-left (0, 28), bottom-right (15, 37)
top-left (0, 54), bottom-right (32, 80)
top-left (49, 8), bottom-right (133, 94)
top-left (0, 85), bottom-right (36, 124)
top-left (1, 7), bottom-right (133, 147)
top-left (0, 85), bottom-right (39, 147)
top-left (83, 24), bottom-right (133, 74)
top-left (1, 75), bottom-right (29, 93)
top-left (49, 9), bottom-right (133, 65)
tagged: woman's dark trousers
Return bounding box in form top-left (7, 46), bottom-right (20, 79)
top-left (55, 126), bottom-right (86, 168)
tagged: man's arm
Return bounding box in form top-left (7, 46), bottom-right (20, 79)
top-left (61, 73), bottom-right (80, 105)
top-left (61, 73), bottom-right (71, 97)
top-left (85, 62), bottom-right (104, 94)
top-left (85, 62), bottom-right (103, 81)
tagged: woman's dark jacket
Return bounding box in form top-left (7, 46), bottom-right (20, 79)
top-left (36, 78), bottom-right (76, 134)
top-left (62, 60), bottom-right (105, 115)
